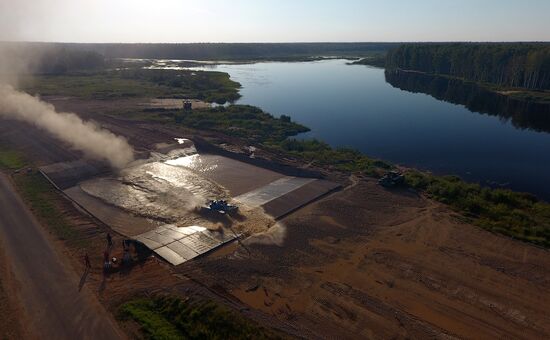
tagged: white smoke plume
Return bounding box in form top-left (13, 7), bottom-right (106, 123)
top-left (0, 43), bottom-right (134, 169)
top-left (0, 84), bottom-right (134, 168)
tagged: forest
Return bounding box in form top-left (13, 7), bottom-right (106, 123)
top-left (385, 43), bottom-right (550, 90)
top-left (1, 42), bottom-right (105, 75)
top-left (4, 42), bottom-right (398, 62)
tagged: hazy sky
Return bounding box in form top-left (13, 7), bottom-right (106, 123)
top-left (1, 0), bottom-right (549, 43)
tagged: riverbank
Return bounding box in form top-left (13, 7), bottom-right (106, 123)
top-left (136, 100), bottom-right (550, 248)
top-left (352, 61), bottom-right (550, 105)
top-left (14, 63), bottom-right (550, 248)
top-left (349, 54), bottom-right (386, 67)
top-left (386, 68), bottom-right (550, 105)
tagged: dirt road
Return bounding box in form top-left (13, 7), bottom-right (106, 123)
top-left (0, 173), bottom-right (124, 340)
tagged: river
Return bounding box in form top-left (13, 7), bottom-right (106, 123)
top-left (186, 59), bottom-right (550, 199)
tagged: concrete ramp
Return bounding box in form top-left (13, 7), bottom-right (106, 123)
top-left (234, 177), bottom-right (316, 207)
top-left (235, 177), bottom-right (341, 219)
top-left (262, 179), bottom-right (341, 218)
top-left (135, 225), bottom-right (238, 266)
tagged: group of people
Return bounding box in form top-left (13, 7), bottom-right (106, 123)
top-left (83, 232), bottom-right (133, 272)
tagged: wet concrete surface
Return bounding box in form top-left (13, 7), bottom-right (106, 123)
top-left (64, 185), bottom-right (158, 237)
top-left (172, 154), bottom-right (285, 196)
top-left (46, 149), bottom-right (340, 236)
top-left (234, 177), bottom-right (316, 207)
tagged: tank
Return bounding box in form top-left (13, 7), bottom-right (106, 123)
top-left (378, 171), bottom-right (405, 187)
top-left (205, 200), bottom-right (238, 215)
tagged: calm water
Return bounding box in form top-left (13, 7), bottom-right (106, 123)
top-left (189, 59), bottom-right (550, 199)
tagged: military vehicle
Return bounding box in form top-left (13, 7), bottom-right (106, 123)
top-left (204, 200), bottom-right (238, 215)
top-left (378, 171), bottom-right (405, 187)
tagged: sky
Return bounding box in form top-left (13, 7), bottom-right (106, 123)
top-left (1, 0), bottom-right (549, 43)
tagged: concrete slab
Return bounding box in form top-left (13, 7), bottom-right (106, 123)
top-left (135, 236), bottom-right (163, 250)
top-left (155, 246), bottom-right (186, 266)
top-left (234, 177), bottom-right (316, 207)
top-left (134, 225), bottom-right (239, 266)
top-left (181, 233), bottom-right (217, 254)
top-left (153, 225), bottom-right (172, 233)
top-left (166, 241), bottom-right (199, 261)
top-left (263, 179), bottom-right (341, 219)
top-left (159, 228), bottom-right (187, 241)
top-left (146, 232), bottom-right (176, 246)
top-left (173, 226), bottom-right (199, 236)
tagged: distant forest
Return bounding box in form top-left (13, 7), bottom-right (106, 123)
top-left (72, 42), bottom-right (398, 60)
top-left (7, 42), bottom-right (397, 62)
top-left (386, 43), bottom-right (550, 90)
top-left (1, 43), bottom-right (105, 75)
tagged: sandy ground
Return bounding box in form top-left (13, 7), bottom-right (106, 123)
top-left (2, 96), bottom-right (550, 339)
top-left (189, 181), bottom-right (550, 339)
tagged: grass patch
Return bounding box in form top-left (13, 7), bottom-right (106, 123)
top-left (13, 172), bottom-right (83, 246)
top-left (147, 105), bottom-right (310, 143)
top-left (405, 170), bottom-right (550, 248)
top-left (20, 68), bottom-right (241, 103)
top-left (0, 144), bottom-right (87, 247)
top-left (118, 296), bottom-right (281, 340)
top-left (0, 148), bottom-right (26, 170)
top-left (272, 138), bottom-right (392, 176)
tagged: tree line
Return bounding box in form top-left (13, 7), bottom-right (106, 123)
top-left (1, 42), bottom-right (105, 75)
top-left (385, 43), bottom-right (550, 90)
top-left (8, 42), bottom-right (398, 61)
top-left (34, 48), bottom-right (105, 74)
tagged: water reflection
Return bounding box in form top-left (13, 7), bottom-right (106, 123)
top-left (80, 150), bottom-right (227, 223)
top-left (165, 154), bottom-right (219, 173)
top-left (385, 70), bottom-right (550, 133)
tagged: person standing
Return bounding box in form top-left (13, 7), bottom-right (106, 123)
top-left (106, 233), bottom-right (113, 248)
top-left (84, 253), bottom-right (91, 269)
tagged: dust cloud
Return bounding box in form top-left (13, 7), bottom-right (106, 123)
top-left (0, 45), bottom-right (134, 169)
top-left (243, 223), bottom-right (287, 247)
top-left (0, 85), bottom-right (134, 168)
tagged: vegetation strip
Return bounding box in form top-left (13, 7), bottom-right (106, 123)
top-left (118, 296), bottom-right (280, 340)
top-left (0, 147), bottom-right (84, 246)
